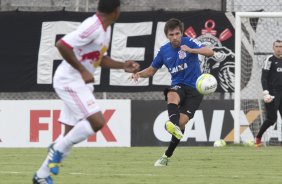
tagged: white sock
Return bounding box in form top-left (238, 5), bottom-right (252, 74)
top-left (54, 119), bottom-right (94, 153)
top-left (36, 120), bottom-right (94, 178)
top-left (37, 134), bottom-right (65, 178)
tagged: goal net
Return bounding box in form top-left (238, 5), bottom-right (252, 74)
top-left (235, 12), bottom-right (282, 145)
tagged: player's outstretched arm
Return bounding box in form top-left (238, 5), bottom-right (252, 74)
top-left (100, 56), bottom-right (140, 73)
top-left (131, 66), bottom-right (157, 82)
top-left (181, 45), bottom-right (214, 57)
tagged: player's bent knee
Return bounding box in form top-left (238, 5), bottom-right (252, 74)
top-left (87, 113), bottom-right (105, 132)
top-left (167, 92), bottom-right (180, 104)
top-left (90, 119), bottom-right (104, 132)
top-left (95, 120), bottom-right (105, 131)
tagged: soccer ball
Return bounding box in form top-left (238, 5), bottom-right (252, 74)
top-left (196, 73), bottom-right (217, 95)
top-left (213, 139), bottom-right (226, 147)
top-left (243, 139), bottom-right (255, 147)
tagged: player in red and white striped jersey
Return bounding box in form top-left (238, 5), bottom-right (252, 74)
top-left (33, 0), bottom-right (139, 183)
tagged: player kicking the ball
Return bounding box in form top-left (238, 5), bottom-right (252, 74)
top-left (32, 0), bottom-right (139, 183)
top-left (131, 18), bottom-right (213, 166)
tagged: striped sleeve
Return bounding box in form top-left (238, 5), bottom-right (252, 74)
top-left (262, 55), bottom-right (272, 70)
top-left (261, 55), bottom-right (272, 90)
top-left (61, 16), bottom-right (100, 48)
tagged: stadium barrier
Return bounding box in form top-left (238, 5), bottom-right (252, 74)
top-left (0, 99), bottom-right (269, 147)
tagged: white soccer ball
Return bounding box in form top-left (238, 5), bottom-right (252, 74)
top-left (243, 139), bottom-right (255, 147)
top-left (213, 139), bottom-right (226, 147)
top-left (196, 73), bottom-right (218, 95)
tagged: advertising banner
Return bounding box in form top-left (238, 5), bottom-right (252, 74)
top-left (0, 100), bottom-right (130, 147)
top-left (0, 10), bottom-right (235, 92)
top-left (131, 100), bottom-right (282, 146)
top-left (1, 99), bottom-right (281, 147)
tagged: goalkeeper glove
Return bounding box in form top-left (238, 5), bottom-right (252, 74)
top-left (263, 90), bottom-right (275, 103)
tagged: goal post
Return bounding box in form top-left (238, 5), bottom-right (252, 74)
top-left (234, 12), bottom-right (282, 144)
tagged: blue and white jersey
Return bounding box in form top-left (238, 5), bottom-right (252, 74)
top-left (151, 36), bottom-right (204, 88)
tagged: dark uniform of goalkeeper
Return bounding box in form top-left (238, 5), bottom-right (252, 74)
top-left (256, 40), bottom-right (282, 147)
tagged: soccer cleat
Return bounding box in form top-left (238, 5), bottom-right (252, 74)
top-left (32, 173), bottom-right (53, 184)
top-left (154, 154), bottom-right (169, 167)
top-left (255, 137), bottom-right (262, 148)
top-left (165, 121), bottom-right (183, 140)
top-left (47, 144), bottom-right (63, 175)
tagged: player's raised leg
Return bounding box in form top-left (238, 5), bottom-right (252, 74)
top-left (164, 90), bottom-right (183, 140)
top-left (165, 120), bottom-right (183, 140)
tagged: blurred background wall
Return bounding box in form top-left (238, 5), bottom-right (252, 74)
top-left (0, 0), bottom-right (224, 11)
top-left (1, 0), bottom-right (282, 12)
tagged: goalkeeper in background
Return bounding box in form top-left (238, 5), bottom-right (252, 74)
top-left (256, 40), bottom-right (282, 147)
top-left (131, 18), bottom-right (213, 166)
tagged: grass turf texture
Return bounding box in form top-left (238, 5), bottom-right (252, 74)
top-left (0, 146), bottom-right (282, 184)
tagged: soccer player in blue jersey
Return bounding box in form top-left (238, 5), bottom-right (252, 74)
top-left (131, 18), bottom-right (214, 166)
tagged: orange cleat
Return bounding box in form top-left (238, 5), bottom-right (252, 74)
top-left (255, 137), bottom-right (262, 148)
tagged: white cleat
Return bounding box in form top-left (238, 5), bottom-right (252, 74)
top-left (154, 154), bottom-right (169, 167)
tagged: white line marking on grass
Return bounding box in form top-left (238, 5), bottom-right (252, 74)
top-left (0, 171), bottom-right (22, 174)
top-left (3, 171), bottom-right (246, 178)
top-left (70, 172), bottom-right (155, 176)
top-left (0, 171), bottom-right (155, 177)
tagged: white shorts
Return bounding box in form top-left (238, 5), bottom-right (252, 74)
top-left (55, 84), bottom-right (101, 126)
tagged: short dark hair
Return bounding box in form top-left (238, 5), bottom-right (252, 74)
top-left (98, 0), bottom-right (120, 14)
top-left (273, 39), bottom-right (282, 46)
top-left (164, 18), bottom-right (184, 35)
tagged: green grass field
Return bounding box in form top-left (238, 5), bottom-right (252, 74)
top-left (1, 146), bottom-right (282, 184)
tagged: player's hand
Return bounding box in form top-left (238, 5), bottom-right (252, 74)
top-left (180, 45), bottom-right (192, 53)
top-left (131, 72), bottom-right (140, 82)
top-left (124, 60), bottom-right (140, 73)
top-left (80, 69), bottom-right (94, 83)
top-left (263, 90), bottom-right (275, 103)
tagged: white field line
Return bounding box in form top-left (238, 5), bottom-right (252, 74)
top-left (0, 171), bottom-right (158, 177)
top-left (0, 171), bottom-right (204, 177)
top-left (0, 171), bottom-right (22, 174)
top-left (69, 172), bottom-right (156, 176)
top-left (2, 171), bottom-right (282, 179)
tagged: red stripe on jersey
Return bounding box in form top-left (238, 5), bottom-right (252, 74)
top-left (60, 39), bottom-right (73, 49)
top-left (79, 21), bottom-right (100, 39)
top-left (96, 13), bottom-right (106, 31)
top-left (64, 87), bottom-right (90, 117)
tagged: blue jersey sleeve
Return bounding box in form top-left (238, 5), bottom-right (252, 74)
top-left (151, 50), bottom-right (164, 69)
top-left (186, 37), bottom-right (204, 49)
